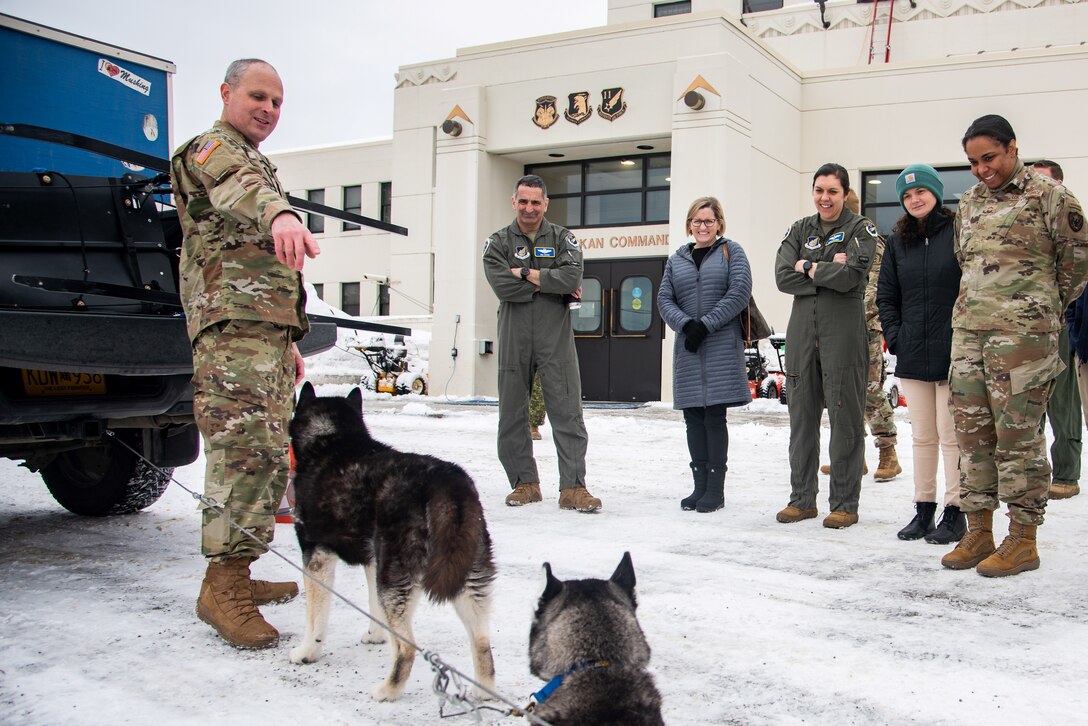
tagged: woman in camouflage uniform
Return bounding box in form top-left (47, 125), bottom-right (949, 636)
top-left (942, 115), bottom-right (1088, 577)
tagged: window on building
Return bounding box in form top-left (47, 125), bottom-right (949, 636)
top-left (860, 167), bottom-right (974, 236)
top-left (307, 188), bottom-right (325, 234)
top-left (311, 283), bottom-right (324, 300)
top-left (654, 1), bottom-right (691, 17)
top-left (341, 282), bottom-right (360, 317)
top-left (342, 185), bottom-right (361, 232)
top-left (380, 182), bottom-right (392, 224)
top-left (378, 283), bottom-right (390, 316)
top-left (527, 154), bottom-right (671, 229)
top-left (742, 0), bottom-right (784, 12)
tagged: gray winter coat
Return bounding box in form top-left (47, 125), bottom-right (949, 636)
top-left (658, 237), bottom-right (753, 410)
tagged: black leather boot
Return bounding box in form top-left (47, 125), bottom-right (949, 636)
top-left (696, 466), bottom-right (725, 513)
top-left (925, 504), bottom-right (967, 544)
top-left (681, 462), bottom-right (707, 511)
top-left (897, 501), bottom-right (937, 540)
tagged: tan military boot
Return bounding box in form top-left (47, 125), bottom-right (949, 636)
top-left (873, 446), bottom-right (902, 481)
top-left (530, 424), bottom-right (542, 441)
top-left (197, 557), bottom-right (279, 649)
top-left (820, 463), bottom-right (868, 475)
top-left (1050, 481), bottom-right (1080, 500)
top-left (776, 505), bottom-right (818, 523)
top-left (823, 511), bottom-right (859, 529)
top-left (505, 482), bottom-right (542, 506)
top-left (976, 520), bottom-right (1040, 577)
top-left (251, 578), bottom-right (299, 606)
top-left (559, 486), bottom-right (602, 512)
top-left (941, 509), bottom-right (996, 570)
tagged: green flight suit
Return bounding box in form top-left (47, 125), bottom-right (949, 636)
top-left (482, 219), bottom-right (587, 490)
top-left (775, 209), bottom-right (879, 514)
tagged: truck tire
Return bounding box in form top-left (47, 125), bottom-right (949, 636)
top-left (40, 431), bottom-right (172, 516)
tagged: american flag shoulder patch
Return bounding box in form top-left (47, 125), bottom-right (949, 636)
top-left (195, 139), bottom-right (221, 165)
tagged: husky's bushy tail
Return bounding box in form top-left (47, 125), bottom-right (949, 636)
top-left (423, 475), bottom-right (486, 602)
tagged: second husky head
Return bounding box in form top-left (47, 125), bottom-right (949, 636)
top-left (529, 551), bottom-right (651, 679)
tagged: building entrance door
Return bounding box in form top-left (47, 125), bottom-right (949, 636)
top-left (574, 258), bottom-right (664, 402)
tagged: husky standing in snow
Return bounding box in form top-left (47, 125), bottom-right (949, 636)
top-left (287, 382), bottom-right (496, 702)
top-left (528, 552), bottom-right (664, 725)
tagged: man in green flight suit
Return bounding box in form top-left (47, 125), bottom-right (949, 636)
top-left (481, 175), bottom-right (601, 512)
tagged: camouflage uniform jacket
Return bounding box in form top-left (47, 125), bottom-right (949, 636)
top-left (864, 236), bottom-right (886, 333)
top-left (171, 120), bottom-right (308, 342)
top-left (954, 160), bottom-right (1088, 333)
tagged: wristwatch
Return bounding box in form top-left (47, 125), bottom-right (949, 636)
top-left (520, 267), bottom-right (531, 280)
top-left (802, 260), bottom-right (813, 276)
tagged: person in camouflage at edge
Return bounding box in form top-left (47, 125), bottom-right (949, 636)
top-left (820, 189), bottom-right (900, 480)
top-left (171, 59), bottom-right (320, 647)
top-left (530, 373), bottom-right (546, 440)
top-left (942, 115), bottom-right (1088, 578)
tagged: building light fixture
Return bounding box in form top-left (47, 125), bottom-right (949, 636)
top-left (683, 90), bottom-right (705, 110)
top-left (620, 159), bottom-right (636, 166)
top-left (440, 119), bottom-right (462, 136)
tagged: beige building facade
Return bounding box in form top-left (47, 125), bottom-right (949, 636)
top-left (272, 0), bottom-right (1088, 402)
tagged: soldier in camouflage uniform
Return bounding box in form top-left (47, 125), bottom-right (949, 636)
top-left (942, 115), bottom-right (1088, 578)
top-left (171, 59), bottom-right (320, 647)
top-left (529, 373), bottom-right (546, 440)
top-left (821, 190), bottom-right (900, 480)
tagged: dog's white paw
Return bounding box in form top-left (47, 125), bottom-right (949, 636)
top-left (289, 643), bottom-right (322, 664)
top-left (362, 628), bottom-right (387, 645)
top-left (473, 685), bottom-right (497, 702)
top-left (371, 682), bottom-right (403, 702)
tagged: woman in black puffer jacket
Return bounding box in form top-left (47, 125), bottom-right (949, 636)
top-left (877, 164), bottom-right (964, 545)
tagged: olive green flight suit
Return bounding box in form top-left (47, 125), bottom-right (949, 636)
top-left (482, 219), bottom-right (587, 490)
top-left (775, 209), bottom-right (878, 514)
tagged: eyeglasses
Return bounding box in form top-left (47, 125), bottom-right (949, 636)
top-left (690, 219), bottom-right (718, 227)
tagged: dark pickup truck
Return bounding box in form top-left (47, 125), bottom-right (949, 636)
top-left (0, 170), bottom-right (336, 515)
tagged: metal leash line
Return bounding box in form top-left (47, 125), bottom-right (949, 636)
top-left (104, 429), bottom-right (553, 725)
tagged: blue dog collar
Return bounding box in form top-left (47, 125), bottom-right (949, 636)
top-left (532, 659), bottom-right (613, 704)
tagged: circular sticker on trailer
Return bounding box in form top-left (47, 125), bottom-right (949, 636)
top-left (632, 287), bottom-right (642, 298)
top-left (632, 298), bottom-right (642, 310)
top-left (143, 114), bottom-right (159, 142)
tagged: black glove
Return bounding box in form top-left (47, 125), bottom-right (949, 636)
top-left (682, 320), bottom-right (708, 353)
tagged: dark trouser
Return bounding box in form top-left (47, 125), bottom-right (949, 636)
top-left (786, 314), bottom-right (867, 514)
top-left (1044, 328), bottom-right (1082, 484)
top-left (683, 405), bottom-right (729, 472)
top-left (497, 355), bottom-right (588, 491)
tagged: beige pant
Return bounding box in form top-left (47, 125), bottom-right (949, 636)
top-left (1077, 357), bottom-right (1088, 423)
top-left (902, 378), bottom-right (960, 506)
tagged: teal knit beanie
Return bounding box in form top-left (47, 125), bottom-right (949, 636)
top-left (895, 164), bottom-right (944, 212)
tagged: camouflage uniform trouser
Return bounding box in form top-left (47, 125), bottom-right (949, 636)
top-left (529, 373), bottom-right (546, 427)
top-left (949, 329), bottom-right (1062, 526)
top-left (192, 320), bottom-right (295, 561)
top-left (866, 328), bottom-right (897, 449)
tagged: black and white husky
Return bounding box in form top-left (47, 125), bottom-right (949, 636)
top-left (528, 552), bottom-right (664, 725)
top-left (287, 382), bottom-right (496, 702)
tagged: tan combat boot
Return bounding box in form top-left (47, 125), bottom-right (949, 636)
top-left (873, 446), bottom-right (902, 481)
top-left (1050, 481), bottom-right (1080, 500)
top-left (505, 482), bottom-right (542, 506)
top-left (530, 424), bottom-right (543, 441)
top-left (197, 557), bottom-right (279, 649)
top-left (820, 463), bottom-right (868, 475)
top-left (251, 578), bottom-right (299, 606)
top-left (976, 520), bottom-right (1040, 577)
top-left (558, 486), bottom-right (602, 512)
top-left (776, 505), bottom-right (818, 523)
top-left (823, 511), bottom-right (859, 529)
top-left (941, 509), bottom-right (996, 570)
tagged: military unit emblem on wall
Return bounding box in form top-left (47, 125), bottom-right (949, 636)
top-left (532, 96), bottom-right (559, 129)
top-left (533, 88), bottom-right (627, 128)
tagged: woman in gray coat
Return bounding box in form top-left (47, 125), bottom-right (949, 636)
top-left (658, 196), bottom-right (753, 512)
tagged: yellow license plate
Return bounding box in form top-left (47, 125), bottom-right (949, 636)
top-left (22, 370), bottom-right (107, 396)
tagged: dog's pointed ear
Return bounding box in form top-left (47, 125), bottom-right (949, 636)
top-left (347, 387), bottom-right (363, 412)
top-left (611, 551), bottom-right (637, 603)
top-left (298, 381), bottom-right (316, 404)
top-left (541, 562), bottom-right (563, 602)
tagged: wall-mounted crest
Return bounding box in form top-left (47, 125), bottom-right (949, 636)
top-left (532, 96), bottom-right (559, 129)
top-left (598, 87), bottom-right (627, 122)
top-left (564, 92), bottom-right (592, 125)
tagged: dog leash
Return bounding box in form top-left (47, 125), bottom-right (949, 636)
top-left (104, 428), bottom-right (558, 726)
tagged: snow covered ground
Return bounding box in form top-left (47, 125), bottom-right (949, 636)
top-left (2, 350), bottom-right (1087, 725)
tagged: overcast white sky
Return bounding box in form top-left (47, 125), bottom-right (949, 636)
top-left (2, 0), bottom-right (608, 152)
